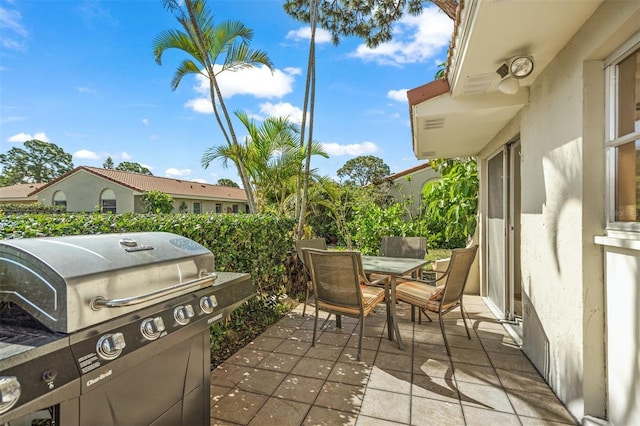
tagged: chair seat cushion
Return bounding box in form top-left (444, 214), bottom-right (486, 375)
top-left (316, 284), bottom-right (385, 317)
top-left (396, 281), bottom-right (456, 312)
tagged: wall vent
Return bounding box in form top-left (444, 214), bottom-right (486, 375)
top-left (421, 151), bottom-right (436, 157)
top-left (462, 73), bottom-right (494, 96)
top-left (422, 117), bottom-right (445, 130)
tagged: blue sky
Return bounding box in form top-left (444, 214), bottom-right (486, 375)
top-left (0, 0), bottom-right (453, 185)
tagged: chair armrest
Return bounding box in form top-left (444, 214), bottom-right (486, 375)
top-left (397, 274), bottom-right (443, 286)
top-left (361, 274), bottom-right (389, 287)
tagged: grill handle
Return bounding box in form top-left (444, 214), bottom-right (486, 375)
top-left (90, 272), bottom-right (218, 310)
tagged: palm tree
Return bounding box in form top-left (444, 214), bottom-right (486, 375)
top-left (295, 0), bottom-right (319, 239)
top-left (154, 0), bottom-right (273, 213)
top-left (202, 111), bottom-right (328, 214)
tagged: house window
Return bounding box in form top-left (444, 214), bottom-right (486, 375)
top-left (193, 202), bottom-right (201, 214)
top-left (232, 204), bottom-right (238, 213)
top-left (245, 204), bottom-right (250, 213)
top-left (607, 39), bottom-right (640, 227)
top-left (101, 189), bottom-right (117, 214)
top-left (215, 203), bottom-right (222, 213)
top-left (53, 191), bottom-right (67, 209)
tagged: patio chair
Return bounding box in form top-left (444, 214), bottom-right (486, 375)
top-left (369, 236), bottom-right (428, 282)
top-left (294, 238), bottom-right (327, 316)
top-left (395, 245), bottom-right (478, 356)
top-left (380, 236), bottom-right (428, 261)
top-left (304, 248), bottom-right (389, 361)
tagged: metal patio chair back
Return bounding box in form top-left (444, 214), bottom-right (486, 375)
top-left (294, 238), bottom-right (327, 316)
top-left (304, 248), bottom-right (388, 361)
top-left (380, 236), bottom-right (427, 260)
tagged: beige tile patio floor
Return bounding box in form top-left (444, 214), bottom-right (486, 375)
top-left (210, 296), bottom-right (577, 425)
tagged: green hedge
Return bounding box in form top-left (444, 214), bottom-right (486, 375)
top-left (0, 204), bottom-right (66, 214)
top-left (0, 212), bottom-right (298, 295)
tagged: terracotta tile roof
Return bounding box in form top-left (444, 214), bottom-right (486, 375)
top-left (0, 183), bottom-right (46, 200)
top-left (385, 163), bottom-right (432, 181)
top-left (373, 162), bottom-right (432, 185)
top-left (35, 166), bottom-right (248, 202)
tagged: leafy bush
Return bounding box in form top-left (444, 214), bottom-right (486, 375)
top-left (422, 159), bottom-right (478, 248)
top-left (141, 190), bottom-right (175, 213)
top-left (0, 204), bottom-right (66, 214)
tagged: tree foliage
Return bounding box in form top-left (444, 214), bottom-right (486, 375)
top-left (203, 112), bottom-right (328, 214)
top-left (155, 0), bottom-right (273, 213)
top-left (422, 158), bottom-right (478, 248)
top-left (103, 157), bottom-right (115, 169)
top-left (116, 162), bottom-right (153, 175)
top-left (217, 178), bottom-right (239, 188)
top-left (0, 139), bottom-right (73, 185)
top-left (283, 0), bottom-right (457, 48)
top-left (337, 155), bottom-right (390, 186)
top-left (141, 190), bottom-right (175, 213)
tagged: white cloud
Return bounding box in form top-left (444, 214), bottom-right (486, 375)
top-left (184, 97), bottom-right (212, 114)
top-left (258, 102), bottom-right (305, 124)
top-left (142, 118), bottom-right (149, 125)
top-left (350, 7), bottom-right (453, 66)
top-left (7, 132), bottom-right (49, 142)
top-left (190, 65), bottom-right (298, 104)
top-left (165, 168), bottom-right (192, 178)
top-left (77, 86), bottom-right (96, 94)
top-left (321, 141), bottom-right (379, 156)
top-left (387, 89), bottom-right (408, 102)
top-left (285, 27), bottom-right (332, 44)
top-left (74, 149), bottom-right (99, 160)
top-left (120, 151), bottom-right (132, 160)
top-left (191, 178), bottom-right (207, 184)
top-left (0, 2), bottom-right (28, 50)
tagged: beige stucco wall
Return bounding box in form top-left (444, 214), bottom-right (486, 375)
top-left (173, 198), bottom-right (248, 214)
top-left (36, 170), bottom-right (135, 213)
top-left (475, 1), bottom-right (639, 422)
top-left (388, 166), bottom-right (440, 216)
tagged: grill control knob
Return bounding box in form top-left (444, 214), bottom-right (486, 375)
top-left (174, 304), bottom-right (195, 325)
top-left (199, 295), bottom-right (218, 314)
top-left (140, 317), bottom-right (166, 340)
top-left (96, 332), bottom-right (126, 360)
top-left (0, 376), bottom-right (21, 414)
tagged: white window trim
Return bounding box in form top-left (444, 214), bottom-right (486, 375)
top-left (605, 33), bottom-right (640, 234)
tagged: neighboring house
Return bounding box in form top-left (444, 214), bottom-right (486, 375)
top-left (407, 1), bottom-right (639, 424)
top-left (31, 166), bottom-right (248, 214)
top-left (0, 183), bottom-right (45, 204)
top-left (376, 162), bottom-right (439, 217)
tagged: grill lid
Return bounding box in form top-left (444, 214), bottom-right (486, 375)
top-left (0, 232), bottom-right (216, 333)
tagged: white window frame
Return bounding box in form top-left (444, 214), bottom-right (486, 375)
top-left (100, 189), bottom-right (117, 214)
top-left (53, 191), bottom-right (67, 209)
top-left (605, 33), bottom-right (640, 234)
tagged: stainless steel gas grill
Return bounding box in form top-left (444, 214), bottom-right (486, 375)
top-left (0, 232), bottom-right (255, 425)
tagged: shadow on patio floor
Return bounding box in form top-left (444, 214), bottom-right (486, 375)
top-left (210, 295), bottom-right (577, 425)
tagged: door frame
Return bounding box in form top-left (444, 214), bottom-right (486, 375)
top-left (484, 139), bottom-right (522, 331)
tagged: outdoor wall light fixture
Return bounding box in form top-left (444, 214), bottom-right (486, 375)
top-left (496, 55), bottom-right (534, 94)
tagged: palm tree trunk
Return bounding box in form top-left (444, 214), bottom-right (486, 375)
top-left (296, 0), bottom-right (318, 239)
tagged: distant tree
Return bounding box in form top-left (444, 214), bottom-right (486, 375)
top-left (103, 157), bottom-right (115, 169)
top-left (141, 190), bottom-right (175, 213)
top-left (115, 162), bottom-right (153, 175)
top-left (217, 178), bottom-right (239, 188)
top-left (337, 155), bottom-right (390, 186)
top-left (0, 139), bottom-right (73, 185)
